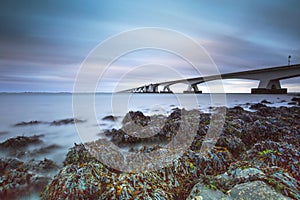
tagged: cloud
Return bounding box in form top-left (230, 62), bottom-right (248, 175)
top-left (202, 35), bottom-right (289, 72)
top-left (0, 0), bottom-right (299, 92)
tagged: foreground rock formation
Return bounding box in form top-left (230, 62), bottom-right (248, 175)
top-left (40, 104), bottom-right (299, 199)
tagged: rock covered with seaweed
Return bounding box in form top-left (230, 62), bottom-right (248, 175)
top-left (40, 105), bottom-right (300, 199)
top-left (0, 134), bottom-right (60, 199)
top-left (0, 157), bottom-right (59, 199)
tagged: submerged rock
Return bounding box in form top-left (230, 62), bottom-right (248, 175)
top-left (30, 144), bottom-right (61, 155)
top-left (0, 135), bottom-right (61, 159)
top-left (102, 115), bottom-right (118, 121)
top-left (0, 131), bottom-right (9, 136)
top-left (50, 118), bottom-right (85, 126)
top-left (14, 120), bottom-right (44, 126)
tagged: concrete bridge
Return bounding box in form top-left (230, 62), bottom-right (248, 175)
top-left (119, 64), bottom-right (300, 94)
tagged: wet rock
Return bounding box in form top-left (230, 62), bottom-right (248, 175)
top-left (50, 118), bottom-right (85, 126)
top-left (0, 158), bottom-right (25, 176)
top-left (249, 103), bottom-right (267, 110)
top-left (291, 97), bottom-right (300, 102)
top-left (42, 142), bottom-right (234, 199)
top-left (240, 120), bottom-right (281, 149)
top-left (41, 162), bottom-right (110, 200)
top-left (0, 157), bottom-right (58, 199)
top-left (208, 165), bottom-right (266, 192)
top-left (256, 106), bottom-right (276, 117)
top-left (105, 108), bottom-right (189, 147)
top-left (168, 107), bottom-right (182, 120)
top-left (129, 145), bottom-right (163, 153)
top-left (13, 144), bottom-right (62, 158)
top-left (63, 143), bottom-right (96, 166)
top-left (216, 135), bottom-right (246, 158)
top-left (0, 168), bottom-right (51, 199)
top-left (157, 111), bottom-right (181, 139)
top-left (262, 168), bottom-right (300, 199)
top-left (288, 102), bottom-right (297, 105)
top-left (32, 158), bottom-right (59, 172)
top-left (227, 107), bottom-right (256, 123)
top-left (228, 181), bottom-right (292, 200)
top-left (14, 120), bottom-right (44, 126)
top-left (199, 159), bottom-right (299, 199)
top-left (102, 115), bottom-right (118, 121)
top-left (0, 135), bottom-right (43, 150)
top-left (41, 106), bottom-right (300, 199)
top-left (232, 106), bottom-right (244, 111)
top-left (0, 157), bottom-right (59, 175)
top-left (261, 99), bottom-right (272, 104)
top-left (122, 111), bottom-right (151, 126)
top-left (187, 182), bottom-right (227, 200)
top-left (104, 128), bottom-right (143, 147)
top-left (244, 141), bottom-right (300, 180)
top-left (181, 147), bottom-right (233, 177)
top-left (41, 160), bottom-right (174, 200)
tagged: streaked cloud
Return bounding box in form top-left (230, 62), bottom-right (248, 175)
top-left (0, 0), bottom-right (299, 92)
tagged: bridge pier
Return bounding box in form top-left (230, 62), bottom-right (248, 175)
top-left (251, 79), bottom-right (287, 94)
top-left (161, 86), bottom-right (173, 93)
top-left (153, 85), bottom-right (159, 93)
top-left (183, 84), bottom-right (202, 94)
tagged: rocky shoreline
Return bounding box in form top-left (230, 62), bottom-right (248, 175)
top-left (0, 101), bottom-right (299, 199)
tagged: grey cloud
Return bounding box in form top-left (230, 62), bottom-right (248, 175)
top-left (203, 34), bottom-right (299, 73)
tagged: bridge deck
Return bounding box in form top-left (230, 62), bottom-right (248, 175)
top-left (119, 64), bottom-right (300, 93)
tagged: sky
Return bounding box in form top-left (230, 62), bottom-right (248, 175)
top-left (0, 0), bottom-right (300, 93)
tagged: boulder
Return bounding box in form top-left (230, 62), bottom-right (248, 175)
top-left (187, 182), bottom-right (227, 200)
top-left (228, 181), bottom-right (292, 200)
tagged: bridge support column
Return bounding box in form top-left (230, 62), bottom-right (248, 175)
top-left (143, 84), bottom-right (159, 93)
top-left (161, 86), bottom-right (173, 93)
top-left (251, 79), bottom-right (287, 94)
top-left (153, 84), bottom-right (159, 93)
top-left (183, 84), bottom-right (202, 93)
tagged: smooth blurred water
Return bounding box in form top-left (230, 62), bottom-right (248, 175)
top-left (0, 93), bottom-right (297, 164)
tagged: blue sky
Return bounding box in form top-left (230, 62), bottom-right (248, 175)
top-left (0, 0), bottom-right (299, 92)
